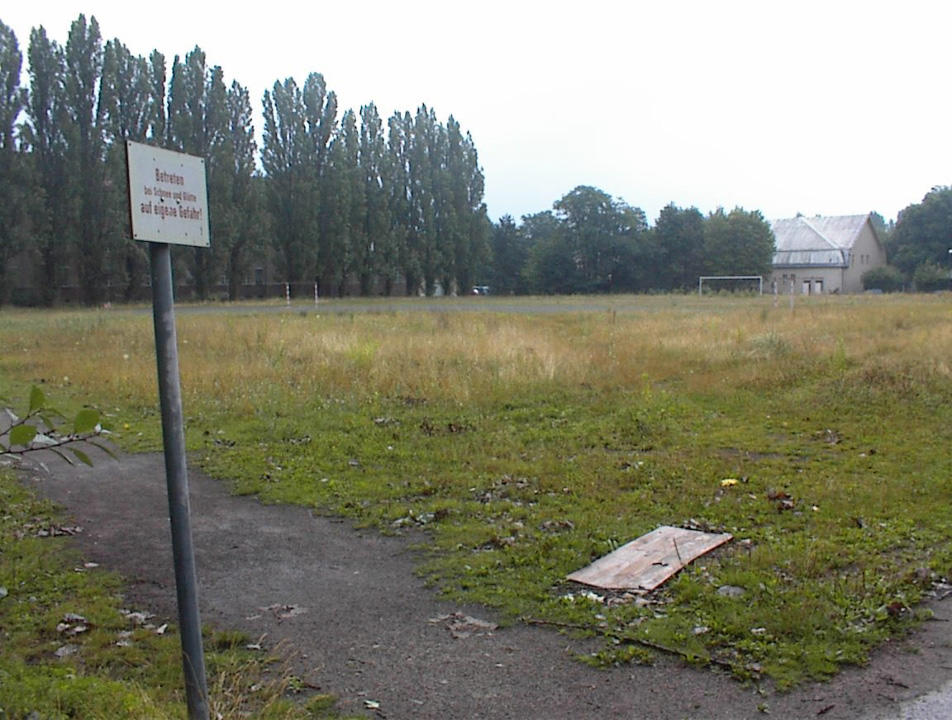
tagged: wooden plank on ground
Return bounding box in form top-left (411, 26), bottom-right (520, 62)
top-left (566, 525), bottom-right (733, 591)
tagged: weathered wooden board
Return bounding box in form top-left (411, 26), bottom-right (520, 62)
top-left (567, 525), bottom-right (733, 591)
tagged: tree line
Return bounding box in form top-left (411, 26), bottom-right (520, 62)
top-left (0, 14), bottom-right (490, 305)
top-left (490, 186), bottom-right (775, 295)
top-left (865, 186), bottom-right (952, 293)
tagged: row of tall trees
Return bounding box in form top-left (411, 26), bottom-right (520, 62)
top-left (0, 15), bottom-right (490, 304)
top-left (488, 187), bottom-right (775, 295)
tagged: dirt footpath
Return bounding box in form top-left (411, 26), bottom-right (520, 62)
top-left (22, 453), bottom-right (952, 719)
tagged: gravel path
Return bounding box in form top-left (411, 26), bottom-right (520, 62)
top-left (22, 453), bottom-right (952, 719)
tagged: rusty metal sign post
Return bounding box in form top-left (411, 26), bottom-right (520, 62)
top-left (127, 140), bottom-right (210, 720)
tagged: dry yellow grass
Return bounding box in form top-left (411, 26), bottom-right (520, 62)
top-left (2, 294), bottom-right (950, 414)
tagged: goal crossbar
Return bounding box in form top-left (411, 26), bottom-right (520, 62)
top-left (698, 275), bottom-right (764, 296)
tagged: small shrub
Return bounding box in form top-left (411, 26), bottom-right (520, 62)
top-left (862, 265), bottom-right (906, 293)
top-left (912, 262), bottom-right (950, 292)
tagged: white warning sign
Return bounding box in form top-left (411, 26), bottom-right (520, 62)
top-left (126, 141), bottom-right (210, 247)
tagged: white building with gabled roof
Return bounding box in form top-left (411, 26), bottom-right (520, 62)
top-left (768, 214), bottom-right (887, 295)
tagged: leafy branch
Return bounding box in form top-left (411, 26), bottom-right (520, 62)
top-left (0, 385), bottom-right (115, 466)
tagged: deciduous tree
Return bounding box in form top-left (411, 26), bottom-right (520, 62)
top-left (653, 203), bottom-right (705, 290)
top-left (889, 187), bottom-right (952, 279)
top-left (702, 207), bottom-right (774, 277)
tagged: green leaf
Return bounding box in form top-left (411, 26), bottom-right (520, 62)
top-left (51, 447), bottom-right (74, 465)
top-left (9, 425), bottom-right (37, 447)
top-left (29, 385), bottom-right (46, 414)
top-left (87, 440), bottom-right (118, 460)
top-left (73, 409), bottom-right (100, 435)
top-left (69, 447), bottom-right (93, 466)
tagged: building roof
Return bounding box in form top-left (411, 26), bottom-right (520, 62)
top-left (771, 214), bottom-right (871, 268)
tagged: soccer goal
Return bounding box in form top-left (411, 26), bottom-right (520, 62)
top-left (697, 275), bottom-right (764, 297)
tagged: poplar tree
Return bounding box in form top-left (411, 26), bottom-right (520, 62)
top-left (341, 108), bottom-right (367, 294)
top-left (168, 47), bottom-right (230, 299)
top-left (98, 38), bottom-right (162, 300)
top-left (318, 110), bottom-right (355, 295)
top-left (305, 72), bottom-right (338, 293)
top-left (358, 103), bottom-right (388, 294)
top-left (221, 80), bottom-right (262, 300)
top-left (25, 26), bottom-right (71, 305)
top-left (0, 20), bottom-right (27, 304)
top-left (385, 111), bottom-right (414, 294)
top-left (410, 105), bottom-right (440, 294)
top-left (262, 77), bottom-right (312, 285)
top-left (453, 121), bottom-right (490, 293)
top-left (261, 72), bottom-right (336, 290)
top-left (64, 14), bottom-right (110, 304)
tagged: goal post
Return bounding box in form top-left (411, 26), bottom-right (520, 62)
top-left (698, 275), bottom-right (764, 297)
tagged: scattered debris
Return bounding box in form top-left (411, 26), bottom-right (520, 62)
top-left (766, 488), bottom-right (795, 512)
top-left (57, 613), bottom-right (91, 636)
top-left (563, 590), bottom-right (605, 604)
top-left (929, 580), bottom-right (952, 601)
top-left (540, 519), bottom-right (575, 533)
top-left (17, 520), bottom-right (84, 539)
top-left (429, 612), bottom-right (498, 639)
top-left (261, 603), bottom-right (307, 621)
top-left (720, 478), bottom-right (739, 487)
top-left (121, 609), bottom-right (155, 626)
top-left (717, 585), bottom-right (747, 599)
top-left (816, 428), bottom-right (841, 445)
top-left (391, 510), bottom-right (444, 528)
top-left (54, 644), bottom-right (79, 659)
top-left (567, 525), bottom-right (733, 591)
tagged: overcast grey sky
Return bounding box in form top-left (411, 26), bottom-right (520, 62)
top-left (4, 1), bottom-right (949, 224)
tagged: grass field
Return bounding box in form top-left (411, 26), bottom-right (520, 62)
top-left (3, 292), bottom-right (952, 691)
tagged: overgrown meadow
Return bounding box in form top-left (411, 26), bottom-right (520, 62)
top-left (3, 293), bottom-right (952, 689)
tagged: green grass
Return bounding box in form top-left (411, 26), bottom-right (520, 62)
top-left (2, 293), bottom-right (951, 689)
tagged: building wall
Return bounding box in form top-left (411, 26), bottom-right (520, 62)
top-left (769, 266), bottom-right (846, 295)
top-left (841, 221), bottom-right (887, 293)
